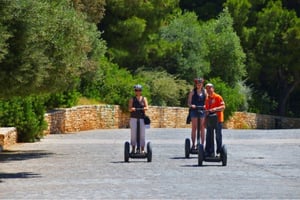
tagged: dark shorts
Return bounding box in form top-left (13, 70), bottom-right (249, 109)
top-left (190, 109), bottom-right (205, 118)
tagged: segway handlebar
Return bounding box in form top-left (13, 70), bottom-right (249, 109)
top-left (134, 107), bottom-right (144, 111)
top-left (191, 105), bottom-right (205, 114)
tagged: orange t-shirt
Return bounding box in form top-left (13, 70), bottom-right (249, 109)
top-left (205, 93), bottom-right (225, 122)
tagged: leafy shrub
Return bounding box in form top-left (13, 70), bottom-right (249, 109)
top-left (45, 90), bottom-right (81, 110)
top-left (0, 96), bottom-right (47, 142)
top-left (79, 58), bottom-right (150, 111)
top-left (136, 69), bottom-right (190, 106)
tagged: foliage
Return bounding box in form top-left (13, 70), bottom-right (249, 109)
top-left (201, 8), bottom-right (247, 87)
top-left (45, 90), bottom-right (81, 110)
top-left (0, 0), bottom-right (106, 98)
top-left (0, 96), bottom-right (47, 142)
top-left (136, 69), bottom-right (190, 106)
top-left (227, 0), bottom-right (300, 116)
top-left (71, 0), bottom-right (106, 24)
top-left (254, 1), bottom-right (300, 116)
top-left (100, 0), bottom-right (180, 70)
top-left (179, 0), bottom-right (226, 21)
top-left (248, 90), bottom-right (278, 115)
top-left (159, 12), bottom-right (210, 81)
top-left (79, 57), bottom-right (149, 111)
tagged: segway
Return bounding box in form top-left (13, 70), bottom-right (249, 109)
top-left (124, 108), bottom-right (152, 162)
top-left (198, 112), bottom-right (227, 166)
top-left (185, 106), bottom-right (205, 158)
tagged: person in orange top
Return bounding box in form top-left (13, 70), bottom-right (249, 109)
top-left (205, 83), bottom-right (225, 157)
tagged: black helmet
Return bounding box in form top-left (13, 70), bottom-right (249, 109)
top-left (133, 84), bottom-right (142, 90)
top-left (194, 78), bottom-right (204, 84)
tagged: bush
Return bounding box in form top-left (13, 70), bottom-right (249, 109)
top-left (136, 69), bottom-right (190, 106)
top-left (45, 90), bottom-right (81, 110)
top-left (79, 58), bottom-right (149, 111)
top-left (0, 96), bottom-right (47, 142)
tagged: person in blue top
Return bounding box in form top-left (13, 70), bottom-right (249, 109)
top-left (187, 78), bottom-right (207, 149)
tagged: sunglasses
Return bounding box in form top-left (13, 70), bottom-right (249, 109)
top-left (135, 89), bottom-right (142, 92)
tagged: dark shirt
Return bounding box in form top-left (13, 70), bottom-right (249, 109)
top-left (191, 88), bottom-right (205, 106)
top-left (130, 96), bottom-right (145, 118)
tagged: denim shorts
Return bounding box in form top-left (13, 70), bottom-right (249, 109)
top-left (190, 109), bottom-right (205, 118)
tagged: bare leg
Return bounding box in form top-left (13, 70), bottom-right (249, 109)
top-left (191, 118), bottom-right (197, 148)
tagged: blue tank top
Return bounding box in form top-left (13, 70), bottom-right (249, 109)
top-left (191, 88), bottom-right (205, 106)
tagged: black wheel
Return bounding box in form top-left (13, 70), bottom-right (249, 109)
top-left (147, 142), bottom-right (152, 162)
top-left (221, 144), bottom-right (227, 166)
top-left (124, 141), bottom-right (130, 162)
top-left (198, 143), bottom-right (204, 166)
top-left (185, 138), bottom-right (190, 158)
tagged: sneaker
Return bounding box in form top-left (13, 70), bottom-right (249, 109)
top-left (216, 153), bottom-right (221, 158)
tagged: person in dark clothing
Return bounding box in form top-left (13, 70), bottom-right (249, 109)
top-left (128, 84), bottom-right (149, 154)
top-left (187, 78), bottom-right (207, 149)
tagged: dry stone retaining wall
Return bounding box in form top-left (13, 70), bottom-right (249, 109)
top-left (0, 127), bottom-right (17, 151)
top-left (1, 105), bottom-right (300, 150)
top-left (44, 105), bottom-right (300, 135)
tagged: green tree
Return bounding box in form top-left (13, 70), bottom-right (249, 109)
top-left (179, 0), bottom-right (226, 21)
top-left (201, 8), bottom-right (246, 86)
top-left (253, 1), bottom-right (300, 116)
top-left (226, 0), bottom-right (300, 116)
top-left (99, 0), bottom-right (180, 71)
top-left (0, 0), bottom-right (106, 98)
top-left (159, 12), bottom-right (210, 81)
top-left (71, 0), bottom-right (106, 24)
top-left (136, 70), bottom-right (190, 106)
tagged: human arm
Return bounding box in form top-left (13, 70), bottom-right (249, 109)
top-left (187, 90), bottom-right (195, 108)
top-left (128, 98), bottom-right (135, 112)
top-left (143, 97), bottom-right (149, 111)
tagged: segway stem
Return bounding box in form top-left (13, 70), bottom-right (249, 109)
top-left (135, 107), bottom-right (144, 152)
top-left (195, 106), bottom-right (204, 145)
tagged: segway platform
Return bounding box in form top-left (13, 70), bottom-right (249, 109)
top-left (197, 144), bottom-right (227, 166)
top-left (185, 138), bottom-right (200, 158)
top-left (124, 141), bottom-right (152, 162)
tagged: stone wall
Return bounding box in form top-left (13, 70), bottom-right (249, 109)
top-left (44, 105), bottom-right (190, 134)
top-left (44, 105), bottom-right (130, 134)
top-left (44, 105), bottom-right (300, 135)
top-left (0, 127), bottom-right (17, 152)
top-left (1, 105), bottom-right (300, 150)
top-left (225, 112), bottom-right (300, 129)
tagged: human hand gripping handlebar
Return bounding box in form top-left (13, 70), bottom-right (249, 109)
top-left (190, 105), bottom-right (205, 114)
top-left (131, 107), bottom-right (144, 112)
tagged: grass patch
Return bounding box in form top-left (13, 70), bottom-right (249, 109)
top-left (77, 97), bottom-right (103, 105)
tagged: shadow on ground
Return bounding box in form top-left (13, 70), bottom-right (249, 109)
top-left (0, 150), bottom-right (53, 162)
top-left (0, 172), bottom-right (41, 180)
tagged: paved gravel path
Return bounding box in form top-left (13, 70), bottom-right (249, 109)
top-left (1, 128), bottom-right (300, 199)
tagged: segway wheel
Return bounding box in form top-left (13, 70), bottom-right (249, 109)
top-left (147, 142), bottom-right (152, 162)
top-left (197, 143), bottom-right (204, 166)
top-left (221, 144), bottom-right (227, 166)
top-left (185, 138), bottom-right (190, 158)
top-left (124, 141), bottom-right (130, 162)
